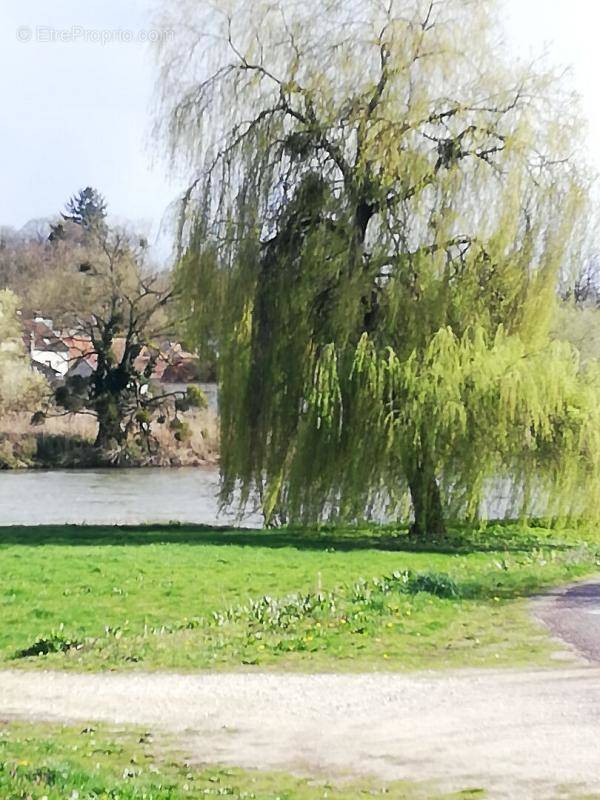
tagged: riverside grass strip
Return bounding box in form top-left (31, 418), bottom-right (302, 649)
top-left (1, 523), bottom-right (598, 672)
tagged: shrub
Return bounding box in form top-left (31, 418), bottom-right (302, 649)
top-left (15, 630), bottom-right (82, 658)
top-left (372, 570), bottom-right (460, 598)
top-left (405, 572), bottom-right (460, 598)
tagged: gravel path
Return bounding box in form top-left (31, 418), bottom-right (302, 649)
top-left (2, 665), bottom-right (600, 799)
top-left (3, 584), bottom-right (600, 799)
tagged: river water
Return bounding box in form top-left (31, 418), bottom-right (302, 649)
top-left (0, 467), bottom-right (262, 527)
top-left (0, 467), bottom-right (518, 528)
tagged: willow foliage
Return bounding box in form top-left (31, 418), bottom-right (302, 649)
top-left (157, 0), bottom-right (599, 533)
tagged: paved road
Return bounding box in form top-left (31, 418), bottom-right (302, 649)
top-left (534, 580), bottom-right (600, 663)
top-left (2, 666), bottom-right (600, 799)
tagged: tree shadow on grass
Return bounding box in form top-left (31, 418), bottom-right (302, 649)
top-left (0, 521), bottom-right (581, 555)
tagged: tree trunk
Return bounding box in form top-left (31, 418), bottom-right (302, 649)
top-left (408, 467), bottom-right (446, 538)
top-left (94, 421), bottom-right (124, 450)
top-left (94, 398), bottom-right (125, 450)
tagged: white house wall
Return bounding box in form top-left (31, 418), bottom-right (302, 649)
top-left (30, 349), bottom-right (69, 377)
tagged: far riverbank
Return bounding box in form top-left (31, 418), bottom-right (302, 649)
top-left (0, 385), bottom-right (220, 471)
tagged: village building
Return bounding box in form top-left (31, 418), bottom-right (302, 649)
top-left (22, 318), bottom-right (202, 391)
top-left (23, 317), bottom-right (70, 379)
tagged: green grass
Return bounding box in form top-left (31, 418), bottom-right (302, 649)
top-left (0, 721), bottom-right (486, 799)
top-left (0, 523), bottom-right (599, 672)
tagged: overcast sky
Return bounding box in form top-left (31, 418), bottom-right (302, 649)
top-left (0, 0), bottom-right (598, 262)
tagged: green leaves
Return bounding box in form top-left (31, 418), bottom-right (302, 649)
top-left (162, 0), bottom-right (598, 531)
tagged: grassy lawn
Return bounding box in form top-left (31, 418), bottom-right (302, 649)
top-left (0, 523), bottom-right (598, 672)
top-left (0, 722), bottom-right (486, 799)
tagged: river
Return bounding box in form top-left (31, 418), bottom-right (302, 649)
top-left (0, 467), bottom-right (262, 527)
top-left (0, 467), bottom-right (518, 528)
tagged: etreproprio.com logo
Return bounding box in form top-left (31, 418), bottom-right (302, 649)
top-left (16, 25), bottom-right (175, 45)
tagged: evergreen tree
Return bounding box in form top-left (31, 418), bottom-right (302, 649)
top-left (50, 187), bottom-right (107, 242)
top-left (64, 186), bottom-right (107, 230)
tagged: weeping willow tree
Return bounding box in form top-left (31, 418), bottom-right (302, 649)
top-left (157, 0), bottom-right (600, 534)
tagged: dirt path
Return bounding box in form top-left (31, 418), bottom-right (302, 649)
top-left (2, 665), bottom-right (600, 799)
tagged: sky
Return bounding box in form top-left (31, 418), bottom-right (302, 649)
top-left (0, 0), bottom-right (180, 260)
top-left (0, 0), bottom-right (598, 263)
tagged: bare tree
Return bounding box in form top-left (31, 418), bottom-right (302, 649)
top-left (39, 213), bottom-right (204, 457)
